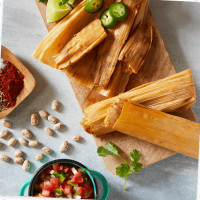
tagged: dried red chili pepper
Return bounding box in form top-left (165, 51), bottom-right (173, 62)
top-left (0, 60), bottom-right (24, 111)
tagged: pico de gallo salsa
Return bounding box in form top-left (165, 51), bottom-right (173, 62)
top-left (34, 163), bottom-right (94, 199)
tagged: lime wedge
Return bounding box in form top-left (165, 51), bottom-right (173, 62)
top-left (46, 0), bottom-right (72, 23)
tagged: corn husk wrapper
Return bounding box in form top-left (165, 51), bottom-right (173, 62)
top-left (32, 0), bottom-right (112, 68)
top-left (65, 0), bottom-right (138, 88)
top-left (55, 19), bottom-right (107, 69)
top-left (81, 69), bottom-right (196, 136)
top-left (111, 102), bottom-right (200, 159)
top-left (119, 22), bottom-right (153, 74)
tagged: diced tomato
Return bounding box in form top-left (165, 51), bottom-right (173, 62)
top-left (62, 185), bottom-right (72, 195)
top-left (71, 172), bottom-right (84, 184)
top-left (40, 171), bottom-right (46, 179)
top-left (86, 186), bottom-right (94, 197)
top-left (42, 189), bottom-right (51, 197)
top-left (59, 165), bottom-right (64, 171)
top-left (50, 178), bottom-right (59, 191)
top-left (43, 181), bottom-right (52, 190)
top-left (64, 167), bottom-right (69, 173)
top-left (45, 166), bottom-right (53, 175)
top-left (68, 169), bottom-right (74, 177)
top-left (77, 187), bottom-right (88, 198)
top-left (82, 176), bottom-right (91, 187)
top-left (53, 163), bottom-right (60, 172)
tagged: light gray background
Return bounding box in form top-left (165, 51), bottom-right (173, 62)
top-left (0, 0), bottom-right (200, 199)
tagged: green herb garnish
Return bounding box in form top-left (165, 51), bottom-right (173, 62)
top-left (67, 180), bottom-right (77, 187)
top-left (97, 142), bottom-right (143, 190)
top-left (84, 192), bottom-right (89, 197)
top-left (53, 172), bottom-right (69, 184)
top-left (54, 188), bottom-right (62, 195)
top-left (80, 169), bottom-right (87, 175)
top-left (75, 191), bottom-right (81, 195)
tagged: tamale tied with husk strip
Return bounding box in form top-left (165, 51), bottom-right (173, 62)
top-left (81, 69), bottom-right (196, 136)
top-left (110, 101), bottom-right (200, 159)
top-left (55, 19), bottom-right (107, 69)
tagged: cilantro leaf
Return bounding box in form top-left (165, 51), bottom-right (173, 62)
top-left (116, 163), bottom-right (130, 178)
top-left (130, 149), bottom-right (141, 162)
top-left (130, 149), bottom-right (143, 173)
top-left (97, 142), bottom-right (143, 190)
top-left (105, 142), bottom-right (119, 156)
top-left (131, 161), bottom-right (143, 173)
top-left (97, 142), bottom-right (119, 157)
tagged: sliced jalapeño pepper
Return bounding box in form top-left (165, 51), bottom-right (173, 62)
top-left (100, 9), bottom-right (116, 29)
top-left (85, 0), bottom-right (104, 13)
top-left (109, 2), bottom-right (127, 21)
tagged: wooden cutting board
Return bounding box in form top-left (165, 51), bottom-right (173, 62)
top-left (35, 1), bottom-right (197, 174)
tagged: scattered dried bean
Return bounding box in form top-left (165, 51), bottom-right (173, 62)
top-left (52, 100), bottom-right (60, 111)
top-left (35, 153), bottom-right (44, 161)
top-left (42, 147), bottom-right (52, 155)
top-left (0, 129), bottom-right (9, 139)
top-left (54, 122), bottom-right (63, 130)
top-left (59, 141), bottom-right (69, 153)
top-left (14, 157), bottom-right (24, 165)
top-left (31, 113), bottom-right (39, 126)
top-left (8, 138), bottom-right (17, 147)
top-left (0, 154), bottom-right (9, 162)
top-left (29, 140), bottom-right (39, 148)
top-left (2, 120), bottom-right (12, 128)
top-left (22, 129), bottom-right (32, 139)
top-left (19, 138), bottom-right (28, 146)
top-left (45, 127), bottom-right (54, 136)
top-left (15, 150), bottom-right (23, 157)
top-left (22, 160), bottom-right (30, 171)
top-left (48, 115), bottom-right (57, 124)
top-left (39, 110), bottom-right (48, 119)
top-left (73, 135), bottom-right (82, 142)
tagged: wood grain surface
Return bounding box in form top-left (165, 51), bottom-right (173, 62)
top-left (0, 46), bottom-right (36, 119)
top-left (35, 0), bottom-right (197, 174)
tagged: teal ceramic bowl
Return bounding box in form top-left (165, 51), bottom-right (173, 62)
top-left (19, 159), bottom-right (109, 200)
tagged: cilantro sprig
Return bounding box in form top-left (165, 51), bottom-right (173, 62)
top-left (97, 142), bottom-right (143, 190)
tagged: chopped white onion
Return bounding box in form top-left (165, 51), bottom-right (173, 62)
top-left (50, 170), bottom-right (54, 174)
top-left (71, 167), bottom-right (78, 174)
top-left (73, 194), bottom-right (81, 199)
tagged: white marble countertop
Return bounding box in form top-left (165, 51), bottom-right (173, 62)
top-left (0, 0), bottom-right (200, 199)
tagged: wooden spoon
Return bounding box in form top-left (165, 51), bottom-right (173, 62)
top-left (0, 46), bottom-right (36, 119)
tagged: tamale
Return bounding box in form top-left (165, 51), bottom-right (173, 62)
top-left (132, 0), bottom-right (150, 30)
top-left (64, 0), bottom-right (138, 89)
top-left (94, 0), bottom-right (138, 87)
top-left (111, 102), bottom-right (200, 159)
top-left (93, 0), bottom-right (150, 97)
top-left (55, 19), bottom-right (107, 69)
top-left (81, 69), bottom-right (196, 136)
top-left (32, 0), bottom-right (112, 68)
top-left (93, 62), bottom-right (130, 97)
top-left (119, 22), bottom-right (153, 74)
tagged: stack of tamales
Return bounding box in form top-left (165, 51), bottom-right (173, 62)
top-left (33, 0), bottom-right (152, 97)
